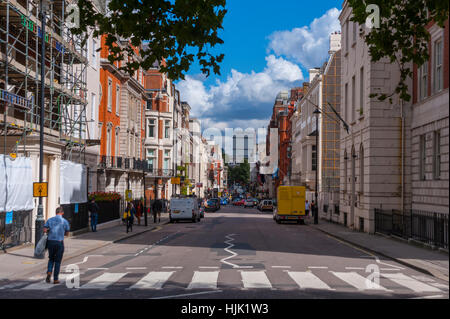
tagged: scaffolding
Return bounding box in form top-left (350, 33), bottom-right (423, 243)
top-left (321, 50), bottom-right (341, 193)
top-left (0, 0), bottom-right (88, 161)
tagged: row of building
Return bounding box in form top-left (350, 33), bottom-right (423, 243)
top-left (0, 0), bottom-right (226, 226)
top-left (260, 1), bottom-right (448, 234)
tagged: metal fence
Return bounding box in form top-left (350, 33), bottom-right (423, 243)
top-left (0, 210), bottom-right (33, 250)
top-left (61, 203), bottom-right (89, 232)
top-left (375, 208), bottom-right (448, 249)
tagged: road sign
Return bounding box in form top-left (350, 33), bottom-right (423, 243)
top-left (196, 183), bottom-right (203, 188)
top-left (9, 153), bottom-right (16, 159)
top-left (125, 190), bottom-right (132, 202)
top-left (33, 182), bottom-right (48, 197)
top-left (171, 177), bottom-right (181, 185)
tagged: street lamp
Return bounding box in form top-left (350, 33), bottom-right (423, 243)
top-left (34, 0), bottom-right (50, 258)
top-left (313, 108), bottom-right (321, 225)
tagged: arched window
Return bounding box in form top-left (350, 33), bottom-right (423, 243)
top-left (360, 144), bottom-right (364, 194)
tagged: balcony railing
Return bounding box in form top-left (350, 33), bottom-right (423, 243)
top-left (98, 156), bottom-right (174, 177)
top-left (98, 156), bottom-right (124, 169)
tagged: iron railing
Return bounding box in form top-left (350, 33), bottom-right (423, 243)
top-left (97, 156), bottom-right (174, 177)
top-left (0, 210), bottom-right (33, 251)
top-left (375, 208), bottom-right (448, 249)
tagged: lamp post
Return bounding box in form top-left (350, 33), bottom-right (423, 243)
top-left (313, 108), bottom-right (321, 225)
top-left (34, 0), bottom-right (49, 258)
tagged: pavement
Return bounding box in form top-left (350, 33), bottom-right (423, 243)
top-left (0, 213), bottom-right (169, 281)
top-left (308, 218), bottom-right (449, 282)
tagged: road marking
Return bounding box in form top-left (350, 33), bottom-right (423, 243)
top-left (380, 268), bottom-right (402, 271)
top-left (345, 267), bottom-right (365, 270)
top-left (150, 290), bottom-right (223, 299)
top-left (287, 271), bottom-right (334, 290)
top-left (22, 275), bottom-right (68, 290)
top-left (126, 267), bottom-right (147, 270)
top-left (87, 268), bottom-right (109, 271)
top-left (272, 266), bottom-right (291, 269)
top-left (151, 226), bottom-right (162, 232)
top-left (241, 271), bottom-right (272, 289)
top-left (73, 255), bottom-right (104, 266)
top-left (410, 294), bottom-right (444, 299)
top-left (130, 271), bottom-right (174, 290)
top-left (187, 271), bottom-right (219, 290)
top-left (331, 272), bottom-right (390, 291)
top-left (381, 273), bottom-right (442, 293)
top-left (199, 266), bottom-right (220, 269)
top-left (429, 283), bottom-right (449, 290)
top-left (80, 272), bottom-right (127, 289)
top-left (162, 266), bottom-right (183, 269)
top-left (308, 266), bottom-right (328, 269)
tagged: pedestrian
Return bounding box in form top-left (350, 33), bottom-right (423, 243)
top-left (88, 198), bottom-right (100, 232)
top-left (305, 200), bottom-right (310, 217)
top-left (136, 200), bottom-right (142, 225)
top-left (152, 199), bottom-right (163, 223)
top-left (311, 200), bottom-right (316, 218)
top-left (44, 206), bottom-right (70, 284)
top-left (123, 202), bottom-right (135, 233)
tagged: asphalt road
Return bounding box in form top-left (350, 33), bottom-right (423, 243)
top-left (0, 205), bottom-right (448, 299)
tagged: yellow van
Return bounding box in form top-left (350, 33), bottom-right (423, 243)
top-left (273, 186), bottom-right (306, 224)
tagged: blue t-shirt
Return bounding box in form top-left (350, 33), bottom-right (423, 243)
top-left (44, 215), bottom-right (70, 241)
top-left (305, 202), bottom-right (310, 210)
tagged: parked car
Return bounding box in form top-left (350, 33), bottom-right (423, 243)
top-left (234, 198), bottom-right (245, 206)
top-left (169, 197), bottom-right (200, 223)
top-left (206, 198), bottom-right (220, 212)
top-left (244, 198), bottom-right (255, 208)
top-left (252, 198), bottom-right (259, 206)
top-left (220, 197), bottom-right (228, 205)
top-left (258, 199), bottom-right (274, 212)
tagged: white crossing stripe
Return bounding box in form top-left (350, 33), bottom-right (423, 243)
top-left (80, 273), bottom-right (127, 289)
top-left (22, 275), bottom-right (68, 290)
top-left (130, 272), bottom-right (174, 290)
top-left (287, 272), bottom-right (333, 290)
top-left (331, 272), bottom-right (389, 291)
top-left (241, 271), bottom-right (272, 289)
top-left (187, 271), bottom-right (219, 289)
top-left (382, 273), bottom-right (442, 293)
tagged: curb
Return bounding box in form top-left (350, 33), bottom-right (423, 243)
top-left (9, 220), bottom-right (170, 281)
top-left (309, 224), bottom-right (449, 282)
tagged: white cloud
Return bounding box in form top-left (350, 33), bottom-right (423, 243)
top-left (267, 8), bottom-right (341, 69)
top-left (178, 55), bottom-right (303, 123)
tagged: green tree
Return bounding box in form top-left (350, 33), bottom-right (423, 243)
top-left (348, 0), bottom-right (449, 103)
top-left (228, 159), bottom-right (250, 185)
top-left (74, 0), bottom-right (227, 80)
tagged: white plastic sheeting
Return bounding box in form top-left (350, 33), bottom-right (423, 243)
top-left (0, 155), bottom-right (34, 212)
top-left (60, 160), bottom-right (87, 204)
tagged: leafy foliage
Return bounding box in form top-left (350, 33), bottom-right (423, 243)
top-left (74, 0), bottom-right (227, 80)
top-left (227, 159), bottom-right (250, 185)
top-left (348, 0), bottom-right (449, 102)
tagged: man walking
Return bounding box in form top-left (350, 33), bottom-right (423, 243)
top-left (44, 207), bottom-right (70, 284)
top-left (152, 199), bottom-right (163, 223)
top-left (305, 200), bottom-right (310, 217)
top-left (88, 198), bottom-right (100, 232)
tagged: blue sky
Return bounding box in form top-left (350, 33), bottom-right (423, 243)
top-left (176, 0), bottom-right (342, 134)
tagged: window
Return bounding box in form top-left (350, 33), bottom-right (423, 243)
top-left (312, 145), bottom-right (317, 171)
top-left (164, 150), bottom-right (170, 170)
top-left (106, 126), bottom-right (112, 157)
top-left (344, 150), bottom-right (348, 193)
top-left (148, 119), bottom-right (156, 138)
top-left (146, 100), bottom-right (152, 110)
top-left (419, 134), bottom-right (426, 181)
top-left (91, 39), bottom-right (97, 66)
top-left (351, 75), bottom-right (355, 122)
top-left (433, 39), bottom-right (443, 93)
top-left (147, 149), bottom-right (156, 170)
top-left (359, 145), bottom-right (364, 194)
top-left (115, 85), bottom-right (120, 115)
top-left (418, 62), bottom-right (428, 101)
top-left (344, 83), bottom-right (348, 122)
top-left (433, 130), bottom-right (441, 179)
top-left (107, 79), bottom-right (112, 112)
top-left (345, 19), bottom-right (349, 52)
top-left (90, 93), bottom-right (96, 121)
top-left (352, 20), bottom-right (357, 44)
top-left (115, 129), bottom-right (119, 158)
top-left (164, 120), bottom-right (170, 139)
top-left (360, 67), bottom-right (364, 115)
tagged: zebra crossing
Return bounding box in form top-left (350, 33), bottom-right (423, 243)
top-left (5, 269), bottom-right (447, 294)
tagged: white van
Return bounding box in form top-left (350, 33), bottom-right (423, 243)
top-left (169, 197), bottom-right (200, 223)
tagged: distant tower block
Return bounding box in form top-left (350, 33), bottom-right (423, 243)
top-left (329, 31), bottom-right (341, 53)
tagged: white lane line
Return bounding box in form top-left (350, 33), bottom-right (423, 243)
top-left (80, 272), bottom-right (127, 289)
top-left (382, 273), bottom-right (442, 293)
top-left (187, 271), bottom-right (219, 290)
top-left (162, 266), bottom-right (183, 269)
top-left (220, 233), bottom-right (239, 268)
top-left (410, 294), bottom-right (445, 299)
top-left (72, 255), bottom-right (104, 266)
top-left (308, 266), bottom-right (328, 269)
top-left (150, 290), bottom-right (223, 299)
top-left (241, 271), bottom-right (272, 289)
top-left (380, 268), bottom-right (402, 271)
top-left (87, 268), bottom-right (108, 271)
top-left (126, 267), bottom-right (147, 270)
top-left (430, 283), bottom-right (449, 290)
top-left (345, 267), bottom-right (365, 270)
top-left (199, 266), bottom-right (220, 269)
top-left (331, 272), bottom-right (390, 291)
top-left (272, 266), bottom-right (291, 269)
top-left (22, 275), bottom-right (68, 290)
top-left (130, 272), bottom-right (174, 290)
top-left (288, 271), bottom-right (334, 291)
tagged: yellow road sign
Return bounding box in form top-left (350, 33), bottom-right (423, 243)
top-left (125, 190), bottom-right (132, 202)
top-left (33, 182), bottom-right (48, 197)
top-left (171, 177), bottom-right (181, 185)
